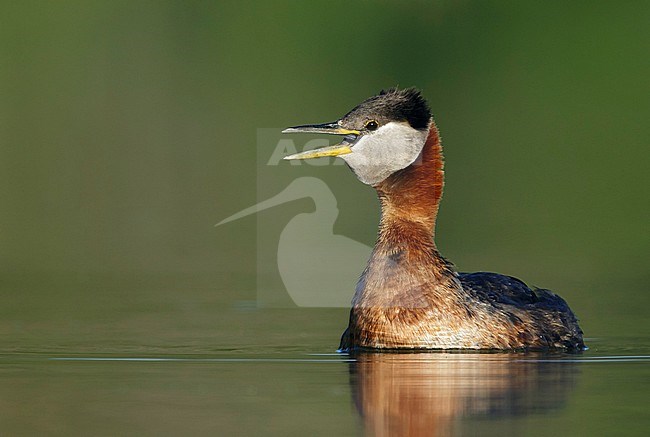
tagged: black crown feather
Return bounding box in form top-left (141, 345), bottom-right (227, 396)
top-left (343, 87), bottom-right (432, 131)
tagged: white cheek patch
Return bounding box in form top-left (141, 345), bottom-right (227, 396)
top-left (341, 122), bottom-right (429, 185)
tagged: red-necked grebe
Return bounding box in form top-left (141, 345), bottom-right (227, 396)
top-left (282, 87), bottom-right (584, 351)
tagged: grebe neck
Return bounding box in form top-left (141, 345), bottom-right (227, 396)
top-left (374, 120), bottom-right (444, 249)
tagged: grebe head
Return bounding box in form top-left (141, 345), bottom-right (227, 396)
top-left (283, 88), bottom-right (432, 185)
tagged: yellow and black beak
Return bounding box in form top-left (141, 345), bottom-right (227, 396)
top-left (281, 122), bottom-right (360, 160)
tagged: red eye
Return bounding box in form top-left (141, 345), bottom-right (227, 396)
top-left (365, 120), bottom-right (378, 131)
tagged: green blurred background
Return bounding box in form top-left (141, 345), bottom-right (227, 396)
top-left (0, 1), bottom-right (648, 353)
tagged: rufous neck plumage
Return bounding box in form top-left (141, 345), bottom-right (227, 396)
top-left (374, 120), bottom-right (444, 247)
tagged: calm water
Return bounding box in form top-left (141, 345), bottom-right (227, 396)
top-left (1, 302), bottom-right (648, 436)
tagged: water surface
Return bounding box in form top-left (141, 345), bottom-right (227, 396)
top-left (1, 333), bottom-right (648, 436)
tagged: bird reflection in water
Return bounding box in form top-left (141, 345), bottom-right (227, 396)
top-left (347, 352), bottom-right (579, 436)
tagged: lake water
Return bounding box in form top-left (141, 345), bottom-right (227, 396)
top-left (1, 292), bottom-right (648, 436)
